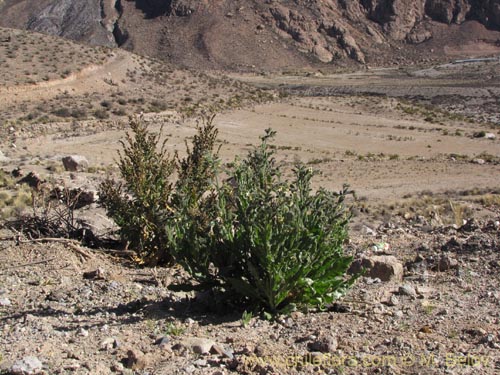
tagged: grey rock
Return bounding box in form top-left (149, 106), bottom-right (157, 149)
top-left (181, 337), bottom-right (216, 355)
top-left (387, 295), bottom-right (400, 306)
top-left (78, 328), bottom-right (89, 337)
top-left (0, 297), bottom-right (11, 306)
top-left (307, 336), bottom-right (338, 353)
top-left (398, 284), bottom-right (417, 299)
top-left (62, 155), bottom-right (89, 172)
top-left (361, 225), bottom-right (377, 236)
top-left (11, 356), bottom-right (43, 375)
top-left (211, 343), bottom-right (234, 359)
top-left (156, 336), bottom-right (171, 349)
top-left (0, 150), bottom-right (9, 162)
top-left (193, 359), bottom-right (208, 367)
top-left (99, 337), bottom-right (117, 351)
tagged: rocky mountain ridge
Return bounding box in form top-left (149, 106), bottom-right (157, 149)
top-left (0, 0), bottom-right (500, 69)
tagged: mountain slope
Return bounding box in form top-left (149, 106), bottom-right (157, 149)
top-left (1, 0), bottom-right (500, 70)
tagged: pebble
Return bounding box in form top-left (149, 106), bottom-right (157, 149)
top-left (394, 310), bottom-right (404, 318)
top-left (387, 295), bottom-right (399, 306)
top-left (0, 297), bottom-right (11, 306)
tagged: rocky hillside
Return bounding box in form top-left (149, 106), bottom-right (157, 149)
top-left (1, 0), bottom-right (500, 70)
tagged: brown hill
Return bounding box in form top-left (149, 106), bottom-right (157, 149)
top-left (1, 0), bottom-right (500, 70)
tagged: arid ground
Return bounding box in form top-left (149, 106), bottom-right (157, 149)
top-left (0, 27), bottom-right (499, 375)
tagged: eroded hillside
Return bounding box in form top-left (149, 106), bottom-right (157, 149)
top-left (1, 0), bottom-right (500, 70)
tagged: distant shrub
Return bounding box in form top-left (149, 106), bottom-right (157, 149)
top-left (100, 100), bottom-right (113, 109)
top-left (150, 100), bottom-right (168, 112)
top-left (71, 108), bottom-right (87, 119)
top-left (94, 109), bottom-right (109, 119)
top-left (52, 108), bottom-right (72, 118)
top-left (473, 130), bottom-right (486, 138)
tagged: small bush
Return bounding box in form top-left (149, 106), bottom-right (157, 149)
top-left (473, 130), bottom-right (486, 138)
top-left (101, 117), bottom-right (358, 312)
top-left (94, 109), bottom-right (109, 119)
top-left (169, 128), bottom-right (359, 313)
top-left (52, 108), bottom-right (72, 118)
top-left (99, 116), bottom-right (176, 265)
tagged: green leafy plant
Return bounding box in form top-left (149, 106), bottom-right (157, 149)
top-left (241, 310), bottom-right (253, 327)
top-left (170, 128), bottom-right (359, 313)
top-left (164, 322), bottom-right (185, 337)
top-left (102, 116), bottom-right (358, 313)
top-left (99, 116), bottom-right (176, 265)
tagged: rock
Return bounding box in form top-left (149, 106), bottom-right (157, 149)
top-left (407, 28), bottom-right (432, 44)
top-left (349, 255), bottom-right (404, 281)
top-left (125, 349), bottom-right (148, 370)
top-left (485, 133), bottom-right (496, 140)
top-left (361, 225), bottom-right (377, 236)
top-left (0, 297), bottom-right (11, 306)
top-left (436, 255), bottom-right (459, 271)
top-left (210, 344), bottom-right (234, 359)
top-left (100, 337), bottom-right (118, 351)
top-left (398, 284), bottom-right (417, 299)
top-left (18, 172), bottom-right (45, 190)
top-left (83, 268), bottom-right (107, 280)
top-left (78, 328), bottom-right (89, 337)
top-left (11, 356), bottom-right (43, 375)
top-left (193, 359), bottom-right (208, 367)
top-left (387, 295), bottom-right (400, 306)
top-left (472, 158), bottom-right (486, 165)
top-left (312, 45), bottom-right (334, 63)
top-left (0, 150), bottom-right (9, 163)
top-left (62, 155), bottom-right (89, 172)
top-left (441, 237), bottom-right (463, 252)
top-left (307, 336), bottom-right (338, 353)
top-left (155, 336), bottom-right (172, 352)
top-left (180, 337), bottom-right (216, 355)
top-left (459, 218), bottom-right (480, 232)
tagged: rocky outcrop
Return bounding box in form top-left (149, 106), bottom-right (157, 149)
top-left (269, 3), bottom-right (366, 63)
top-left (1, 0), bottom-right (500, 68)
top-left (25, 0), bottom-right (115, 46)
